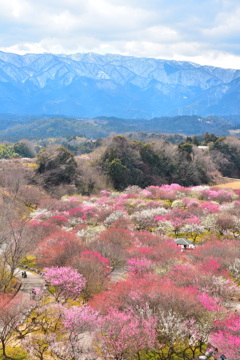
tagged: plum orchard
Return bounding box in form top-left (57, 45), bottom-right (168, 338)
top-left (1, 183), bottom-right (240, 360)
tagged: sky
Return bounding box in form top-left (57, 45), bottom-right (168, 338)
top-left (0, 0), bottom-right (240, 69)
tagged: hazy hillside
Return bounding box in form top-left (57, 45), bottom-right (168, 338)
top-left (0, 114), bottom-right (236, 140)
top-left (0, 51), bottom-right (240, 118)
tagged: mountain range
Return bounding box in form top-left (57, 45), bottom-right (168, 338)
top-left (0, 51), bottom-right (240, 119)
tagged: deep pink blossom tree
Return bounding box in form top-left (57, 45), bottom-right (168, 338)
top-left (127, 257), bottom-right (153, 276)
top-left (210, 314), bottom-right (240, 359)
top-left (48, 214), bottom-right (69, 226)
top-left (198, 292), bottom-right (223, 312)
top-left (199, 201), bottom-right (220, 213)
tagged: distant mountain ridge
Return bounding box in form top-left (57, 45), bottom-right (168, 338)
top-left (0, 114), bottom-right (237, 141)
top-left (0, 51), bottom-right (240, 118)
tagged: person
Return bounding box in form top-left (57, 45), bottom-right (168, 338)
top-left (213, 348), bottom-right (219, 360)
top-left (205, 347), bottom-right (213, 357)
top-left (220, 355), bottom-right (226, 360)
top-left (24, 271), bottom-right (27, 278)
top-left (31, 288), bottom-right (36, 299)
top-left (21, 271), bottom-right (25, 278)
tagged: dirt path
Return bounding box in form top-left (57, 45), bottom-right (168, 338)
top-left (235, 303), bottom-right (240, 312)
top-left (228, 300), bottom-right (240, 313)
top-left (110, 266), bottom-right (128, 282)
top-left (14, 268), bottom-right (45, 301)
top-left (0, 269), bottom-right (45, 344)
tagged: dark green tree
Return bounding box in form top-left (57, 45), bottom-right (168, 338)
top-left (108, 158), bottom-right (128, 190)
top-left (204, 132), bottom-right (218, 144)
top-left (13, 142), bottom-right (36, 158)
top-left (101, 136), bottom-right (170, 189)
top-left (186, 136), bottom-right (193, 143)
top-left (101, 136), bottom-right (215, 190)
top-left (101, 136), bottom-right (145, 189)
top-left (192, 136), bottom-right (200, 146)
top-left (35, 146), bottom-right (77, 187)
top-left (178, 143), bottom-right (193, 162)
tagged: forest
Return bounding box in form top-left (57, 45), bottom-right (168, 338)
top-left (0, 115), bottom-right (238, 141)
top-left (0, 134), bottom-right (240, 360)
top-left (1, 133), bottom-right (240, 193)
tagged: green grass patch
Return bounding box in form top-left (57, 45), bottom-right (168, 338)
top-left (20, 255), bottom-right (36, 268)
top-left (0, 346), bottom-right (28, 360)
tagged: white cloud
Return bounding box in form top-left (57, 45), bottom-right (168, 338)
top-left (178, 52), bottom-right (240, 70)
top-left (0, 0), bottom-right (239, 69)
top-left (201, 6), bottom-right (240, 46)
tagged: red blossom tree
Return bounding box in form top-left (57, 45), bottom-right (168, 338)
top-left (98, 228), bottom-right (134, 249)
top-left (35, 230), bottom-right (84, 267)
top-left (71, 250), bottom-right (110, 299)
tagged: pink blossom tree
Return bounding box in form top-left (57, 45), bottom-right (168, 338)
top-left (97, 307), bottom-right (156, 360)
top-left (47, 305), bottom-right (101, 360)
top-left (62, 304), bottom-right (100, 333)
top-left (43, 266), bottom-right (86, 303)
top-left (162, 208), bottom-right (196, 236)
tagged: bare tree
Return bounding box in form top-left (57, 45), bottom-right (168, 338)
top-left (0, 294), bottom-right (27, 359)
top-left (21, 333), bottom-right (50, 360)
top-left (0, 160), bottom-right (31, 201)
top-left (0, 205), bottom-right (44, 291)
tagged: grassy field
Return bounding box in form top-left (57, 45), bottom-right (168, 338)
top-left (213, 180), bottom-right (240, 189)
